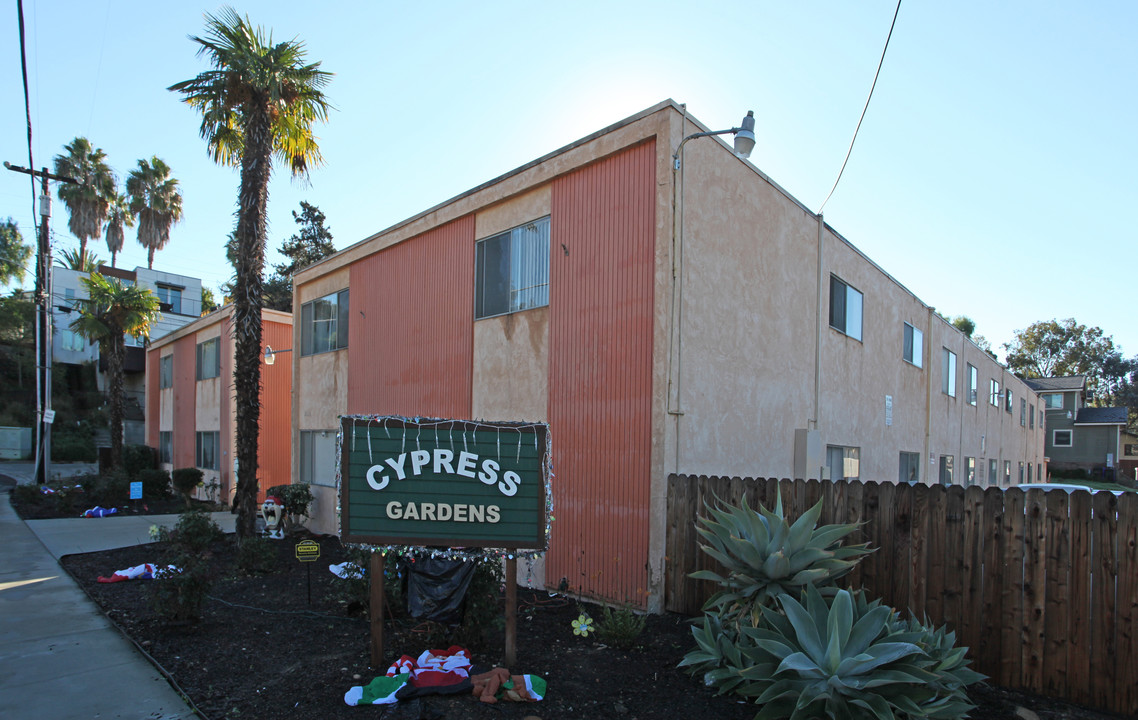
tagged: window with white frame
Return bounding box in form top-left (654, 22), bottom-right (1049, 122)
top-left (942, 348), bottom-right (956, 396)
top-left (939, 455), bottom-right (954, 486)
top-left (195, 431), bottom-right (219, 470)
top-left (826, 445), bottom-right (860, 481)
top-left (902, 322), bottom-right (923, 367)
top-left (965, 457), bottom-right (976, 486)
top-left (898, 451), bottom-right (921, 483)
top-left (475, 217), bottom-right (551, 319)
top-left (196, 338), bottom-right (220, 380)
top-left (60, 329), bottom-right (87, 352)
top-left (988, 459), bottom-right (997, 487)
top-left (967, 364), bottom-right (978, 405)
top-left (299, 430), bottom-right (338, 487)
top-left (990, 379), bottom-right (1000, 407)
top-left (159, 431), bottom-right (172, 464)
top-left (301, 289), bottom-right (350, 356)
top-left (1043, 393), bottom-right (1063, 409)
top-left (156, 284), bottom-right (183, 314)
top-left (828, 276), bottom-right (863, 341)
top-left (1003, 460), bottom-right (1012, 485)
top-left (1005, 388), bottom-right (1013, 413)
top-left (159, 355), bottom-right (173, 389)
top-left (1053, 429), bottom-right (1073, 447)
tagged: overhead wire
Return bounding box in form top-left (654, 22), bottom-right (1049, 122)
top-left (819, 0), bottom-right (903, 213)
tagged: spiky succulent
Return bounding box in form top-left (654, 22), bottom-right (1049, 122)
top-left (681, 585), bottom-right (984, 720)
top-left (691, 493), bottom-right (871, 626)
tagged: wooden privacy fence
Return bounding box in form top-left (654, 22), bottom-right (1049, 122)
top-left (665, 474), bottom-right (1138, 717)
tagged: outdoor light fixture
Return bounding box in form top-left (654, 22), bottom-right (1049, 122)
top-left (672, 110), bottom-right (756, 169)
top-left (263, 345), bottom-right (292, 366)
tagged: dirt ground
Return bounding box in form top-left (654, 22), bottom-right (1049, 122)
top-left (50, 526), bottom-right (1133, 720)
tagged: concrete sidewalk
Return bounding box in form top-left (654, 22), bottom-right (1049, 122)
top-left (0, 486), bottom-right (235, 720)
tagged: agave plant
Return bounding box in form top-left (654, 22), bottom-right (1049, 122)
top-left (691, 492), bottom-right (871, 627)
top-left (681, 585), bottom-right (984, 720)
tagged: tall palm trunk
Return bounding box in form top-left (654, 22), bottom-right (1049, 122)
top-left (232, 101), bottom-right (273, 537)
top-left (107, 331), bottom-right (125, 469)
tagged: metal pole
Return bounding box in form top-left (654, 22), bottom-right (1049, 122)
top-left (4, 162), bottom-right (75, 484)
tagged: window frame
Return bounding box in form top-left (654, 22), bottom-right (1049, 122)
top-left (1043, 393), bottom-right (1063, 410)
top-left (966, 364), bottom-right (978, 406)
top-left (1053, 429), bottom-right (1073, 447)
top-left (965, 456), bottom-right (976, 486)
top-left (826, 445), bottom-right (861, 481)
top-left (1020, 397), bottom-right (1027, 426)
top-left (159, 355), bottom-right (173, 389)
top-left (195, 338), bottom-right (220, 381)
top-left (299, 429), bottom-right (338, 487)
top-left (156, 284), bottom-right (184, 315)
top-left (902, 322), bottom-right (923, 367)
top-left (941, 348), bottom-right (957, 397)
top-left (898, 451), bottom-right (921, 484)
top-left (474, 216), bottom-right (551, 320)
top-left (988, 459), bottom-right (998, 487)
top-left (990, 379), bottom-right (1000, 407)
top-left (1005, 388), bottom-right (1013, 413)
top-left (159, 431), bottom-right (172, 465)
top-left (828, 275), bottom-right (863, 342)
top-left (300, 288), bottom-right (350, 357)
top-left (939, 455), bottom-right (954, 486)
top-left (1029, 403), bottom-right (1035, 429)
top-left (195, 430), bottom-right (219, 471)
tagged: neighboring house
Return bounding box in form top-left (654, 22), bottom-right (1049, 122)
top-left (290, 100), bottom-right (1045, 610)
top-left (52, 265), bottom-right (203, 445)
top-left (1024, 376), bottom-right (1128, 480)
top-left (1120, 429), bottom-right (1138, 486)
top-left (145, 305), bottom-right (291, 505)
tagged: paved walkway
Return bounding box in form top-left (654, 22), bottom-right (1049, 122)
top-left (0, 471), bottom-right (235, 720)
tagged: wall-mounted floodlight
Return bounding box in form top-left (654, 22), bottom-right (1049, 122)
top-left (673, 110), bottom-right (756, 169)
top-left (263, 345), bottom-right (292, 366)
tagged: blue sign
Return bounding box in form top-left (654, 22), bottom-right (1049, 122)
top-left (130, 481), bottom-right (142, 500)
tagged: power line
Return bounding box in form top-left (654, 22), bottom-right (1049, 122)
top-left (819, 0), bottom-right (903, 213)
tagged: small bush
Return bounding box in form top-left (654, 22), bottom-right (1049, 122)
top-left (136, 468), bottom-right (171, 500)
top-left (51, 431), bottom-right (96, 462)
top-left (171, 467), bottom-right (204, 507)
top-left (595, 603), bottom-right (647, 650)
top-left (236, 536), bottom-right (278, 574)
top-left (265, 482), bottom-right (314, 532)
top-left (122, 444), bottom-right (157, 478)
top-left (160, 508), bottom-right (223, 554)
top-left (93, 470), bottom-right (129, 506)
top-left (452, 558), bottom-right (505, 647)
top-left (150, 562), bottom-right (211, 622)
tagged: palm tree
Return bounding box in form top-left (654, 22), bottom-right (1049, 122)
top-left (53, 137), bottom-right (116, 259)
top-left (126, 157), bottom-right (183, 269)
top-left (70, 272), bottom-right (160, 470)
top-left (56, 247), bottom-right (102, 272)
top-left (104, 192), bottom-right (134, 268)
top-left (170, 7), bottom-right (331, 537)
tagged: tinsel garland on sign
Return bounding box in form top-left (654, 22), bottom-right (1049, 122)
top-left (335, 414), bottom-right (554, 563)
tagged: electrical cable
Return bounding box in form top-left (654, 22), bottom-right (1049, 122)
top-left (15, 0), bottom-right (37, 224)
top-left (819, 0), bottom-right (903, 213)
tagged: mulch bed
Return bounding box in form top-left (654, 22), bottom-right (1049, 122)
top-left (53, 528), bottom-right (1127, 720)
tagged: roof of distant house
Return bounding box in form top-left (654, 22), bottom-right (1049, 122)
top-left (1075, 407), bottom-right (1129, 425)
top-left (1023, 376), bottom-right (1086, 392)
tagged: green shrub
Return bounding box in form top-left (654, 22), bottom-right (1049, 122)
top-left (329, 547), bottom-right (404, 618)
top-left (171, 467), bottom-right (204, 507)
top-left (265, 482), bottom-right (314, 532)
top-left (452, 557), bottom-right (504, 647)
top-left (93, 470), bottom-right (129, 506)
top-left (122, 444), bottom-right (157, 478)
top-left (50, 430), bottom-right (96, 462)
top-left (136, 468), bottom-right (171, 499)
top-left (681, 585), bottom-right (983, 720)
top-left (11, 484), bottom-right (42, 505)
top-left (149, 561), bottom-right (211, 622)
top-left (692, 493), bottom-right (871, 628)
top-left (236, 536), bottom-right (278, 574)
top-left (594, 603), bottom-right (647, 650)
top-left (158, 508), bottom-right (223, 554)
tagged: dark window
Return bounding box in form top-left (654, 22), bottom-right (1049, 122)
top-left (159, 355), bottom-right (173, 388)
top-left (898, 451), bottom-right (921, 483)
top-left (475, 217), bottom-right (551, 319)
top-left (159, 431), bottom-right (172, 464)
top-left (195, 431), bottom-right (219, 470)
top-left (196, 338), bottom-right (220, 380)
top-left (829, 276), bottom-right (863, 341)
top-left (301, 289), bottom-right (349, 356)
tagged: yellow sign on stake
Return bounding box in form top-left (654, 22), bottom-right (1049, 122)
top-left (295, 540), bottom-right (320, 562)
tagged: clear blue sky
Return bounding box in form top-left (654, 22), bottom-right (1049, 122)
top-left (2, 1), bottom-right (1135, 362)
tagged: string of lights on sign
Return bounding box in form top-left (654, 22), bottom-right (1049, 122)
top-left (335, 414), bottom-right (554, 564)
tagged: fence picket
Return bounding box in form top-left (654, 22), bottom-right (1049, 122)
top-left (999, 488), bottom-right (1025, 688)
top-left (1043, 490), bottom-right (1071, 697)
top-left (1090, 491), bottom-right (1117, 708)
top-left (1067, 490), bottom-right (1092, 706)
top-left (978, 487), bottom-right (1004, 677)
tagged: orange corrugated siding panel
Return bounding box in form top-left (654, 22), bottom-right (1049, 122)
top-left (547, 141), bottom-right (657, 605)
top-left (347, 216), bottom-right (475, 419)
top-left (172, 335), bottom-right (197, 469)
top-left (145, 349), bottom-right (160, 447)
top-left (258, 318), bottom-right (293, 502)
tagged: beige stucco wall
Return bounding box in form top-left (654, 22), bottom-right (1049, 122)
top-left (294, 267), bottom-right (351, 534)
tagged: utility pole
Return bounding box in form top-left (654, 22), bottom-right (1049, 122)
top-left (4, 162), bottom-right (75, 484)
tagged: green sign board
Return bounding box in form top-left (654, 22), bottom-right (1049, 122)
top-left (339, 416), bottom-right (550, 550)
